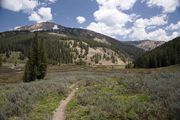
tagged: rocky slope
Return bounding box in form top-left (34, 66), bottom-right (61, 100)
top-left (126, 40), bottom-right (165, 51)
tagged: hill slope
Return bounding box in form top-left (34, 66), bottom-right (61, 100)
top-left (16, 22), bottom-right (144, 58)
top-left (126, 40), bottom-right (165, 51)
top-left (134, 36), bottom-right (180, 68)
top-left (0, 22), bottom-right (144, 66)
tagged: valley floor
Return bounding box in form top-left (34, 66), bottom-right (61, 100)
top-left (0, 65), bottom-right (180, 120)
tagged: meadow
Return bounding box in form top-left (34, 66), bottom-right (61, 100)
top-left (66, 65), bottom-right (180, 120)
top-left (0, 67), bottom-right (81, 120)
top-left (0, 65), bottom-right (179, 120)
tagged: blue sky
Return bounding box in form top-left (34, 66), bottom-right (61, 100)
top-left (0, 0), bottom-right (180, 41)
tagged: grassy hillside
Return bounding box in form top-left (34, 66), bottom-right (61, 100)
top-left (134, 36), bottom-right (180, 68)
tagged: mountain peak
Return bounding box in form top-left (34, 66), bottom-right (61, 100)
top-left (35, 21), bottom-right (57, 26)
top-left (16, 22), bottom-right (63, 32)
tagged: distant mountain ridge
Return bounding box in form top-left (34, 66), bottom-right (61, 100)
top-left (126, 40), bottom-right (166, 51)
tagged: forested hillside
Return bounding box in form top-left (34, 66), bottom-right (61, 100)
top-left (134, 36), bottom-right (180, 68)
top-left (0, 30), bottom-right (142, 66)
top-left (15, 22), bottom-right (144, 59)
top-left (0, 29), bottom-right (144, 66)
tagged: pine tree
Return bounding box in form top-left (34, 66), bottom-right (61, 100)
top-left (37, 39), bottom-right (47, 79)
top-left (23, 33), bottom-right (48, 82)
top-left (23, 48), bottom-right (36, 82)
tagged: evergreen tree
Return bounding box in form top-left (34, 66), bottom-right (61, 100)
top-left (23, 49), bottom-right (36, 82)
top-left (23, 33), bottom-right (48, 82)
top-left (37, 39), bottom-right (47, 79)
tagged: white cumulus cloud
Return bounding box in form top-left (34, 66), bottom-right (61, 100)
top-left (0, 0), bottom-right (38, 12)
top-left (94, 7), bottom-right (131, 26)
top-left (76, 16), bottom-right (86, 24)
top-left (143, 0), bottom-right (180, 13)
top-left (28, 7), bottom-right (53, 23)
top-left (130, 27), bottom-right (178, 41)
top-left (88, 0), bottom-right (180, 41)
top-left (148, 29), bottom-right (180, 41)
top-left (87, 0), bottom-right (136, 38)
top-left (166, 21), bottom-right (180, 30)
top-left (87, 22), bottom-right (131, 38)
top-left (1, 0), bottom-right (56, 23)
top-left (134, 14), bottom-right (168, 28)
top-left (87, 0), bottom-right (174, 41)
top-left (96, 0), bottom-right (137, 10)
top-left (129, 14), bottom-right (180, 41)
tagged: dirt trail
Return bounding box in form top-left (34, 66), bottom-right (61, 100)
top-left (52, 82), bottom-right (79, 120)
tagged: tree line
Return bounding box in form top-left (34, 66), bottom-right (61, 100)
top-left (0, 30), bottom-right (145, 66)
top-left (134, 36), bottom-right (180, 68)
top-left (0, 32), bottom-right (73, 65)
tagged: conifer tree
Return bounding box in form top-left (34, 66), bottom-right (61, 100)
top-left (23, 48), bottom-right (36, 82)
top-left (37, 39), bottom-right (47, 79)
top-left (23, 33), bottom-right (47, 82)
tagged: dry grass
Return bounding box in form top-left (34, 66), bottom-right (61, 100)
top-left (0, 66), bottom-right (23, 84)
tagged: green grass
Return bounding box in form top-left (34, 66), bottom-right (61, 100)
top-left (28, 93), bottom-right (65, 120)
top-left (66, 99), bottom-right (89, 120)
top-left (8, 93), bottom-right (64, 120)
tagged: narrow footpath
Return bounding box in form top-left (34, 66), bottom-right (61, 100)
top-left (52, 82), bottom-right (79, 120)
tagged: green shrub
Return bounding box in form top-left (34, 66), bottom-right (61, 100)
top-left (66, 69), bottom-right (180, 120)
